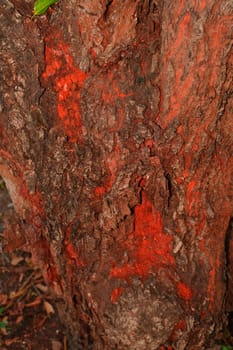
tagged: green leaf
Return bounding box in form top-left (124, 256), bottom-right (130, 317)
top-left (0, 307), bottom-right (4, 316)
top-left (33, 0), bottom-right (59, 16)
top-left (0, 321), bottom-right (7, 329)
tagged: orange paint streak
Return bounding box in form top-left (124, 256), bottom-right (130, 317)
top-left (172, 13), bottom-right (191, 54)
top-left (110, 192), bottom-right (175, 280)
top-left (43, 33), bottom-right (87, 142)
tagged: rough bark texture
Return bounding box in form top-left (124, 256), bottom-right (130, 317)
top-left (1, 0), bottom-right (233, 349)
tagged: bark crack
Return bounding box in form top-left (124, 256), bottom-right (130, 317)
top-left (103, 0), bottom-right (114, 19)
top-left (224, 217), bottom-right (233, 336)
top-left (165, 173), bottom-right (172, 208)
top-left (224, 218), bottom-right (232, 296)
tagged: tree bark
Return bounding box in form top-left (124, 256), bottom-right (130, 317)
top-left (1, 0), bottom-right (233, 348)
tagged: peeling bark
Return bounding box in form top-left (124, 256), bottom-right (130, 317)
top-left (0, 0), bottom-right (233, 348)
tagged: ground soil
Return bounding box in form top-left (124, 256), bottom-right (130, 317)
top-left (0, 179), bottom-right (67, 350)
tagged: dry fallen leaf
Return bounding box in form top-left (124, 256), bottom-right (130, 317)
top-left (35, 283), bottom-right (48, 293)
top-left (4, 338), bottom-right (19, 346)
top-left (43, 300), bottom-right (55, 315)
top-left (25, 296), bottom-right (41, 308)
top-left (51, 339), bottom-right (62, 350)
top-left (15, 315), bottom-right (23, 324)
top-left (36, 315), bottom-right (47, 328)
top-left (11, 255), bottom-right (24, 266)
top-left (9, 288), bottom-right (27, 300)
top-left (0, 293), bottom-right (8, 305)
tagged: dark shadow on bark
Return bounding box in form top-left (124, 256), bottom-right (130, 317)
top-left (225, 217), bottom-right (233, 337)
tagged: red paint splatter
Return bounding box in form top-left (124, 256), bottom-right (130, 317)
top-left (177, 282), bottom-right (192, 301)
top-left (110, 192), bottom-right (175, 280)
top-left (43, 32), bottom-right (87, 142)
top-left (110, 191), bottom-right (194, 303)
top-left (94, 142), bottom-right (124, 198)
top-left (186, 180), bottom-right (201, 216)
top-left (109, 108), bottom-right (125, 132)
top-left (158, 12), bottom-right (192, 127)
top-left (31, 239), bottom-right (62, 291)
top-left (94, 186), bottom-right (106, 198)
top-left (111, 287), bottom-right (124, 303)
top-left (207, 258), bottom-right (216, 309)
top-left (144, 139), bottom-right (154, 148)
top-left (90, 47), bottom-right (97, 59)
top-left (20, 184), bottom-right (45, 217)
top-left (170, 320), bottom-right (187, 341)
top-left (102, 80), bottom-right (131, 103)
top-left (64, 226), bottom-right (84, 267)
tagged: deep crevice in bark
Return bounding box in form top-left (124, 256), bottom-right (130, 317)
top-left (103, 0), bottom-right (114, 19)
top-left (165, 173), bottom-right (172, 208)
top-left (224, 217), bottom-right (233, 336)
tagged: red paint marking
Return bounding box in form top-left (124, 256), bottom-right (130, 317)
top-left (101, 71), bottom-right (132, 104)
top-left (65, 226), bottom-right (84, 267)
top-left (94, 186), bottom-right (106, 197)
top-left (96, 142), bottom-right (124, 196)
top-left (111, 287), bottom-right (124, 303)
top-left (177, 282), bottom-right (192, 301)
top-left (110, 192), bottom-right (175, 280)
top-left (177, 125), bottom-right (183, 134)
top-left (65, 242), bottom-right (84, 267)
top-left (166, 72), bottom-right (194, 125)
top-left (77, 20), bottom-right (82, 33)
top-left (207, 259), bottom-right (216, 310)
top-left (20, 184), bottom-right (45, 217)
top-left (175, 13), bottom-right (191, 50)
top-left (43, 33), bottom-right (88, 142)
top-left (90, 47), bottom-right (97, 59)
top-left (31, 240), bottom-right (62, 290)
top-left (186, 180), bottom-right (196, 213)
top-left (198, 1), bottom-right (207, 12)
top-left (144, 139), bottom-right (154, 148)
top-left (170, 320), bottom-right (187, 341)
top-left (109, 108), bottom-right (125, 132)
top-left (196, 212), bottom-right (206, 236)
top-left (186, 180), bottom-right (201, 216)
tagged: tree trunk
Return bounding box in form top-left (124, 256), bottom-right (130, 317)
top-left (1, 0), bottom-right (233, 348)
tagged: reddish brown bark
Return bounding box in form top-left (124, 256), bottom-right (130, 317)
top-left (0, 0), bottom-right (233, 348)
